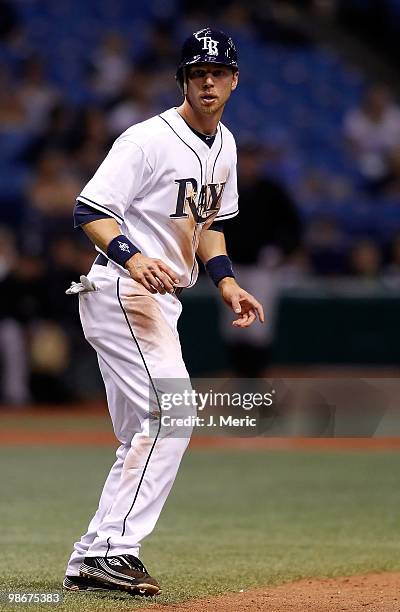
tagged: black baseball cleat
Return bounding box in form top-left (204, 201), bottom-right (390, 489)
top-left (79, 554), bottom-right (161, 596)
top-left (63, 575), bottom-right (118, 591)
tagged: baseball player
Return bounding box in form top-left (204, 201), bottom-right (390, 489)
top-left (63, 27), bottom-right (264, 596)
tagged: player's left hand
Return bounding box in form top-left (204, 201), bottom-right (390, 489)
top-left (219, 278), bottom-right (264, 328)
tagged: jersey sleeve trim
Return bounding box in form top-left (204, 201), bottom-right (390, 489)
top-left (215, 208), bottom-right (239, 220)
top-left (76, 196), bottom-right (124, 224)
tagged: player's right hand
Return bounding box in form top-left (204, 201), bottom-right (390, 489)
top-left (126, 253), bottom-right (180, 295)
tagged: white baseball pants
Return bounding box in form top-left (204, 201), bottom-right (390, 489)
top-left (66, 264), bottom-right (191, 575)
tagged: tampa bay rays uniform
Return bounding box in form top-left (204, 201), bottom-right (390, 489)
top-left (65, 107), bottom-right (238, 575)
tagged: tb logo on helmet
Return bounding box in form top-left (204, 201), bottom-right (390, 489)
top-left (194, 32), bottom-right (219, 56)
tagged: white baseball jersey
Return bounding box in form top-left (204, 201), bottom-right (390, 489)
top-left (77, 107), bottom-right (239, 287)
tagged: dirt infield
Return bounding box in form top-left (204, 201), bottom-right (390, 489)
top-left (1, 429), bottom-right (400, 450)
top-left (147, 572), bottom-right (400, 612)
top-left (1, 404), bottom-right (400, 449)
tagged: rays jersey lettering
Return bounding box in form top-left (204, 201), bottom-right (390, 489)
top-left (170, 179), bottom-right (226, 223)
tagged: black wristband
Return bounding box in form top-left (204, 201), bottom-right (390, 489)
top-left (205, 255), bottom-right (235, 287)
top-left (106, 235), bottom-right (141, 267)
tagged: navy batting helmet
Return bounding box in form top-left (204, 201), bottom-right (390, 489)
top-left (176, 28), bottom-right (238, 92)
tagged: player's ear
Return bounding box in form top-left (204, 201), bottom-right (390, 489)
top-left (231, 70), bottom-right (239, 91)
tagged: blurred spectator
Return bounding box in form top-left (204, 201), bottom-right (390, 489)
top-left (49, 237), bottom-right (103, 400)
top-left (348, 238), bottom-right (382, 278)
top-left (107, 69), bottom-right (157, 136)
top-left (221, 2), bottom-right (254, 37)
top-left (9, 252), bottom-right (48, 323)
top-left (223, 144), bottom-right (305, 376)
top-left (68, 106), bottom-right (110, 153)
top-left (12, 249), bottom-right (72, 403)
top-left (0, 0), bottom-right (19, 41)
top-left (1, 247), bottom-right (50, 405)
top-left (136, 22), bottom-right (178, 104)
top-left (67, 106), bottom-right (110, 181)
top-left (21, 103), bottom-right (75, 164)
top-left (180, 0), bottom-right (232, 20)
top-left (383, 233), bottom-right (400, 287)
top-left (251, 0), bottom-right (314, 46)
top-left (72, 141), bottom-right (106, 183)
top-left (306, 216), bottom-right (348, 275)
top-left (0, 88), bottom-right (27, 130)
top-left (337, 0), bottom-right (397, 61)
top-left (297, 168), bottom-right (354, 204)
top-left (309, 0), bottom-right (338, 20)
top-left (89, 32), bottom-right (131, 100)
top-left (344, 84), bottom-right (400, 188)
top-left (26, 150), bottom-right (80, 234)
top-left (0, 226), bottom-right (30, 405)
top-left (137, 22), bottom-right (177, 72)
top-left (0, 237), bottom-right (89, 404)
top-left (45, 235), bottom-right (83, 319)
top-left (372, 146), bottom-right (400, 198)
top-left (17, 55), bottom-right (60, 131)
top-left (221, 248), bottom-right (309, 377)
top-left (226, 143), bottom-right (303, 265)
top-left (0, 226), bottom-right (14, 281)
top-left (45, 235), bottom-right (95, 324)
top-left (29, 321), bottom-right (70, 402)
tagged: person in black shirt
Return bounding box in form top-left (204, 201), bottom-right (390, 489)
top-left (224, 143), bottom-right (303, 375)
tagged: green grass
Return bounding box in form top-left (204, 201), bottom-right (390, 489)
top-left (0, 446), bottom-right (399, 611)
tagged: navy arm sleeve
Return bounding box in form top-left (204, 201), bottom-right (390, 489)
top-left (73, 201), bottom-right (112, 228)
